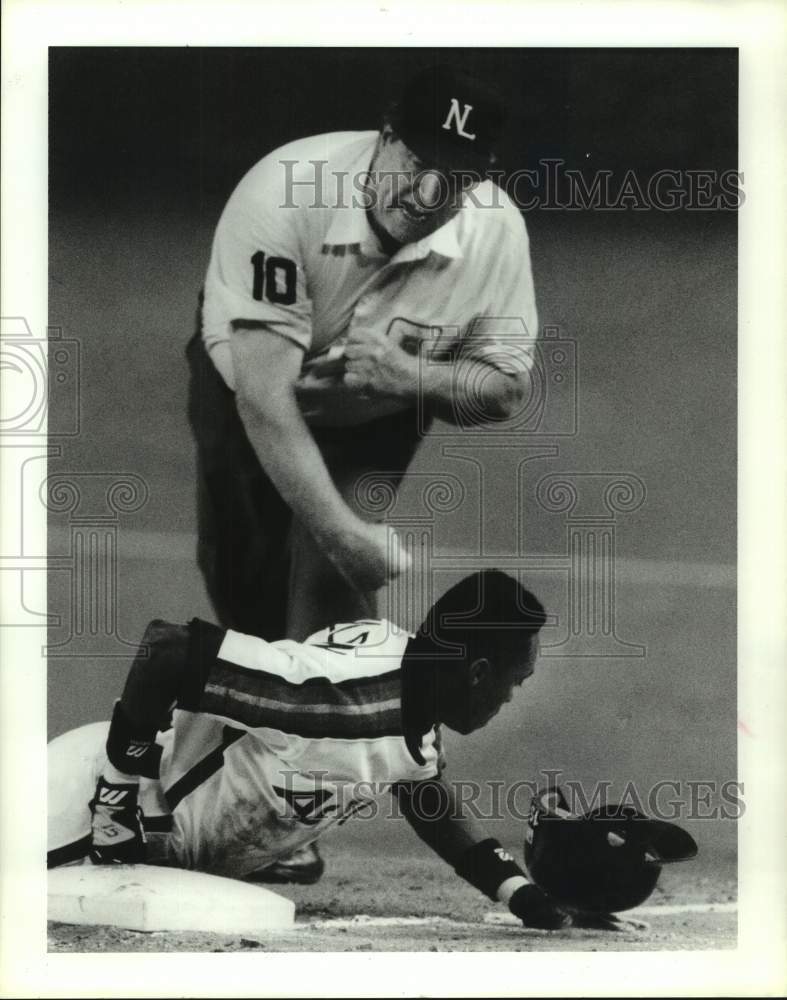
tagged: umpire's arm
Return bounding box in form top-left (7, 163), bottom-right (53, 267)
top-left (343, 322), bottom-right (528, 426)
top-left (230, 325), bottom-right (399, 592)
top-left (414, 353), bottom-right (528, 425)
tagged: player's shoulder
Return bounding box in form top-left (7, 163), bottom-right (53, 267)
top-left (233, 131), bottom-right (377, 201)
top-left (306, 618), bottom-right (411, 653)
top-left (460, 180), bottom-right (529, 245)
top-left (268, 130), bottom-right (377, 166)
top-left (299, 619), bottom-right (411, 678)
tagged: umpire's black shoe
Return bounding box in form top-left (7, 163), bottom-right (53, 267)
top-left (88, 777), bottom-right (147, 865)
top-left (250, 843), bottom-right (325, 885)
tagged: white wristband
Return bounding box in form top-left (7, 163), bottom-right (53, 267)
top-left (103, 762), bottom-right (140, 785)
top-left (496, 874), bottom-right (529, 905)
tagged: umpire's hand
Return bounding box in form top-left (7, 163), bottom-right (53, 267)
top-left (327, 520), bottom-right (411, 593)
top-left (343, 324), bottom-right (422, 399)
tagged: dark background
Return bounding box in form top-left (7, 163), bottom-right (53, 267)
top-left (50, 47), bottom-right (737, 209)
top-left (48, 49), bottom-right (738, 869)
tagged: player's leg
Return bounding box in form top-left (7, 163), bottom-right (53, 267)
top-left (49, 722), bottom-right (173, 868)
top-left (85, 618), bottom-right (200, 863)
top-left (247, 842), bottom-right (326, 884)
top-left (163, 718), bottom-right (329, 881)
top-left (48, 723), bottom-right (110, 867)
top-left (186, 326), bottom-right (292, 640)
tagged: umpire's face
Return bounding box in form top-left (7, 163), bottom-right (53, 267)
top-left (368, 125), bottom-right (480, 246)
top-left (444, 636), bottom-right (539, 735)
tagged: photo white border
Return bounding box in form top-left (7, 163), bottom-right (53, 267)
top-left (2, 0), bottom-right (785, 995)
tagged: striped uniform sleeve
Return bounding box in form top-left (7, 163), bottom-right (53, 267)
top-left (186, 623), bottom-right (404, 741)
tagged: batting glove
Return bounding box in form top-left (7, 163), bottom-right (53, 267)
top-left (508, 884), bottom-right (571, 930)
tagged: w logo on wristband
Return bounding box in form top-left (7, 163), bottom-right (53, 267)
top-left (97, 787), bottom-right (128, 806)
top-left (125, 743), bottom-right (151, 758)
top-left (494, 846), bottom-right (514, 863)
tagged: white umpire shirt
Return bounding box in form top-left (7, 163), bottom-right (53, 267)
top-left (202, 131), bottom-right (539, 427)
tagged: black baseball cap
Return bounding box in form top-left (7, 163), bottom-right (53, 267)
top-left (389, 64), bottom-right (506, 174)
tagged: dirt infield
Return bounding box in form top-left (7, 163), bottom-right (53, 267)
top-left (48, 848), bottom-right (736, 953)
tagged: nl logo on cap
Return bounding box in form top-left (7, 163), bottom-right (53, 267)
top-left (442, 99), bottom-right (476, 141)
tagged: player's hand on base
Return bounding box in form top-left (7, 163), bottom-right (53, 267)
top-left (508, 884), bottom-right (571, 931)
top-left (333, 521), bottom-right (411, 592)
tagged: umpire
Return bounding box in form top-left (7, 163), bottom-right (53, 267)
top-left (187, 64), bottom-right (540, 643)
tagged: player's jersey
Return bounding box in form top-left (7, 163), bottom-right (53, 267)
top-left (155, 618), bottom-right (443, 876)
top-left (202, 130), bottom-right (539, 425)
top-left (47, 620), bottom-right (445, 878)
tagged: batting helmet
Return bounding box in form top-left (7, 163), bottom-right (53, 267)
top-left (524, 786), bottom-right (698, 914)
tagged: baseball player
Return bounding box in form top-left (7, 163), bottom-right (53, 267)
top-left (48, 571), bottom-right (580, 931)
top-left (189, 63), bottom-right (539, 645)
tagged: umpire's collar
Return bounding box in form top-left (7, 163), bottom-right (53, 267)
top-left (322, 197), bottom-right (463, 263)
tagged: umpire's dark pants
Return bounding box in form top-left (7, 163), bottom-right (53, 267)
top-left (186, 330), bottom-right (424, 641)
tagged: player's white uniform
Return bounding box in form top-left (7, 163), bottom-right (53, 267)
top-left (48, 620), bottom-right (443, 878)
top-left (202, 131), bottom-right (539, 425)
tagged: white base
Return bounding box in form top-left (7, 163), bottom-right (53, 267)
top-left (48, 863), bottom-right (296, 933)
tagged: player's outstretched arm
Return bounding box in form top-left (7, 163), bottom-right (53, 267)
top-left (231, 326), bottom-right (409, 592)
top-left (391, 776), bottom-right (569, 930)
